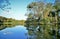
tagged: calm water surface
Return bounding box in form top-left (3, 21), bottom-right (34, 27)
top-left (0, 25), bottom-right (28, 39)
top-left (0, 25), bottom-right (60, 39)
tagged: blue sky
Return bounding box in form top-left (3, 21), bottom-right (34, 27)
top-left (0, 0), bottom-right (55, 20)
top-left (0, 0), bottom-right (33, 20)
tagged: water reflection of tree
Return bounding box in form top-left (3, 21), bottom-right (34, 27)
top-left (25, 25), bottom-right (60, 39)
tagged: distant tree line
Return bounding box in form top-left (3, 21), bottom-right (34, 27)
top-left (0, 16), bottom-right (25, 30)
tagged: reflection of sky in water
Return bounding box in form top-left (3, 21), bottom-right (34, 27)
top-left (0, 25), bottom-right (28, 39)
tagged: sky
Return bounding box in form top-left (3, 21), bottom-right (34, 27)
top-left (0, 0), bottom-right (34, 20)
top-left (0, 0), bottom-right (55, 20)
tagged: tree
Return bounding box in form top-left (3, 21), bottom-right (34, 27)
top-left (0, 0), bottom-right (11, 11)
top-left (25, 0), bottom-right (60, 39)
top-left (54, 0), bottom-right (60, 10)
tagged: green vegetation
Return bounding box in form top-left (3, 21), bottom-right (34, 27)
top-left (25, 0), bottom-right (60, 25)
top-left (25, 0), bottom-right (60, 39)
top-left (0, 16), bottom-right (25, 30)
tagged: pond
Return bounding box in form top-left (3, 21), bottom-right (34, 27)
top-left (0, 25), bottom-right (28, 39)
top-left (0, 25), bottom-right (60, 39)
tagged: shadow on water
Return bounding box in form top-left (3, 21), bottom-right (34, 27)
top-left (0, 24), bottom-right (20, 30)
top-left (25, 24), bottom-right (60, 39)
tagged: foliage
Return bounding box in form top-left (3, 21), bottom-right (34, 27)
top-left (0, 0), bottom-right (11, 11)
top-left (25, 0), bottom-right (60, 39)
